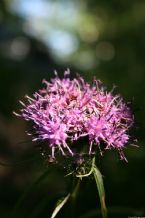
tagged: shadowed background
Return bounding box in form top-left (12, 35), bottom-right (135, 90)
top-left (0, 0), bottom-right (145, 217)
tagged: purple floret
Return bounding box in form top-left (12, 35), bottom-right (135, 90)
top-left (14, 70), bottom-right (134, 160)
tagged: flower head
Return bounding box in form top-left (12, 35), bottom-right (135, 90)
top-left (14, 70), bottom-right (134, 161)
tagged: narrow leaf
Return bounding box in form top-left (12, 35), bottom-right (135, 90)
top-left (50, 193), bottom-right (70, 218)
top-left (93, 165), bottom-right (108, 218)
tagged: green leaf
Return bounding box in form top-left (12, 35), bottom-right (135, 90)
top-left (50, 193), bottom-right (70, 218)
top-left (93, 165), bottom-right (108, 218)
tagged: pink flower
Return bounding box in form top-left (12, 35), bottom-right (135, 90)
top-left (14, 70), bottom-right (134, 160)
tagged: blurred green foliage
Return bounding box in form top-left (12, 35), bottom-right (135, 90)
top-left (0, 0), bottom-right (145, 217)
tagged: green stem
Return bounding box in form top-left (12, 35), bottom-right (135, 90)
top-left (71, 178), bottom-right (81, 199)
top-left (72, 156), bottom-right (108, 218)
top-left (70, 178), bottom-right (81, 218)
top-left (50, 178), bottom-right (81, 218)
top-left (93, 164), bottom-right (108, 218)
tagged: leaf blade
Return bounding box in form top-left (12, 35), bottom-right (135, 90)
top-left (50, 193), bottom-right (70, 218)
top-left (93, 165), bottom-right (108, 218)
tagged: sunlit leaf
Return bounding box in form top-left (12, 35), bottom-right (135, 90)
top-left (93, 165), bottom-right (108, 218)
top-left (50, 193), bottom-right (70, 218)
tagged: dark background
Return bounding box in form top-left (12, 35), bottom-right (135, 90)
top-left (0, 0), bottom-right (145, 217)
